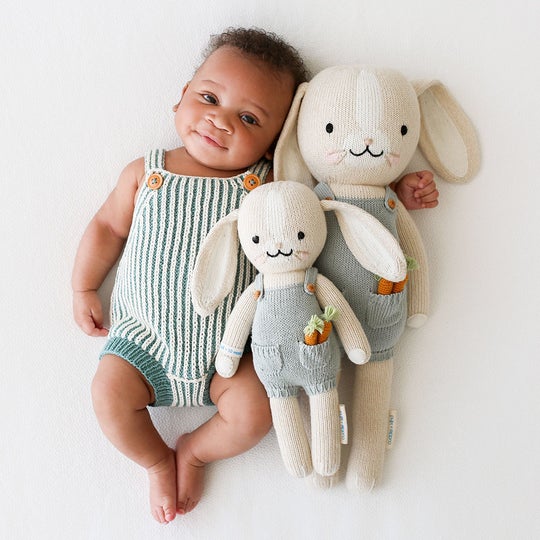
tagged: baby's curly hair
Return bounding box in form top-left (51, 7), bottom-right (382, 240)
top-left (203, 27), bottom-right (310, 89)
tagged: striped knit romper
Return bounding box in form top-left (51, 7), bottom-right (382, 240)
top-left (101, 149), bottom-right (270, 407)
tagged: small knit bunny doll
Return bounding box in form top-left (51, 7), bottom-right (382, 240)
top-left (274, 65), bottom-right (480, 490)
top-left (191, 181), bottom-right (407, 478)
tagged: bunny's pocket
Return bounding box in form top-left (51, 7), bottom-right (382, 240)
top-left (298, 340), bottom-right (331, 371)
top-left (367, 291), bottom-right (407, 330)
top-left (298, 340), bottom-right (339, 390)
top-left (251, 343), bottom-right (284, 378)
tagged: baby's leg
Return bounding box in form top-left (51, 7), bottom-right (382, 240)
top-left (92, 355), bottom-right (177, 524)
top-left (175, 352), bottom-right (271, 514)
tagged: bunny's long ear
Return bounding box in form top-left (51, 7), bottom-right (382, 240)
top-left (322, 200), bottom-right (407, 282)
top-left (191, 210), bottom-right (240, 317)
top-left (413, 80), bottom-right (481, 183)
top-left (273, 82), bottom-right (315, 186)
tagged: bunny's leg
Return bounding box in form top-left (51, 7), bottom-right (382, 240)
top-left (270, 396), bottom-right (313, 477)
top-left (346, 358), bottom-right (393, 492)
top-left (309, 388), bottom-right (341, 477)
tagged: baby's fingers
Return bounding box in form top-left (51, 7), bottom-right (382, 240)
top-left (415, 188), bottom-right (439, 208)
top-left (79, 314), bottom-right (109, 337)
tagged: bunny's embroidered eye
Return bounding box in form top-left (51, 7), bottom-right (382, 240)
top-left (297, 231), bottom-right (305, 240)
top-left (252, 235), bottom-right (259, 244)
top-left (326, 123), bottom-right (334, 134)
top-left (401, 125), bottom-right (408, 136)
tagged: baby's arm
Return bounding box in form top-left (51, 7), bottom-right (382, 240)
top-left (72, 158), bottom-right (144, 336)
top-left (391, 170), bottom-right (439, 210)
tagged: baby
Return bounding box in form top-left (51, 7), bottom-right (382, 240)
top-left (72, 27), bottom-right (438, 523)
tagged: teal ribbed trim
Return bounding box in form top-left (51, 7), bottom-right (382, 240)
top-left (100, 337), bottom-right (174, 407)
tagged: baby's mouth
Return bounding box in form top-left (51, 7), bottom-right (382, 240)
top-left (198, 131), bottom-right (225, 148)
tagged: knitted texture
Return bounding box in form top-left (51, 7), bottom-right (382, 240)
top-left (192, 180), bottom-right (402, 479)
top-left (345, 359), bottom-right (394, 491)
top-left (273, 64), bottom-right (480, 492)
top-left (297, 67), bottom-right (420, 187)
top-left (102, 149), bottom-right (270, 406)
top-left (251, 268), bottom-right (341, 398)
top-left (270, 396), bottom-right (313, 478)
top-left (309, 388), bottom-right (341, 476)
top-left (315, 184), bottom-right (407, 361)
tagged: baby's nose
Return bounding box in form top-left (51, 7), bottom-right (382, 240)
top-left (208, 113), bottom-right (233, 133)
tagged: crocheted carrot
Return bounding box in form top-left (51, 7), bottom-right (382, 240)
top-left (377, 278), bottom-right (394, 295)
top-left (303, 306), bottom-right (338, 345)
top-left (304, 315), bottom-right (324, 345)
top-left (318, 306), bottom-right (337, 343)
top-left (377, 256), bottom-right (418, 295)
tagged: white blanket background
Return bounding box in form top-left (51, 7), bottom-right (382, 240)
top-left (1, 1), bottom-right (538, 538)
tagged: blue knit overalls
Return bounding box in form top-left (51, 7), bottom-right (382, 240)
top-left (250, 268), bottom-right (341, 398)
top-left (314, 184), bottom-right (407, 361)
top-left (101, 149), bottom-right (270, 406)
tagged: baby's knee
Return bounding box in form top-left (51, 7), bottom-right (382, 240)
top-left (246, 401), bottom-right (273, 440)
top-left (226, 394), bottom-right (272, 444)
top-left (91, 355), bottom-right (152, 416)
top-left (91, 368), bottom-right (122, 418)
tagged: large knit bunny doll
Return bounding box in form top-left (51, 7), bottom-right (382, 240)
top-left (274, 65), bottom-right (480, 490)
top-left (191, 181), bottom-right (407, 478)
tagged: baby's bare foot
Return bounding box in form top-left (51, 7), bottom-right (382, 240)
top-left (176, 433), bottom-right (205, 515)
top-left (147, 449), bottom-right (177, 524)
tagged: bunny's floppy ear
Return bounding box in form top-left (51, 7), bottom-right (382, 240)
top-left (191, 210), bottom-right (240, 317)
top-left (321, 200), bottom-right (407, 282)
top-left (413, 80), bottom-right (481, 183)
top-left (273, 82), bottom-right (315, 186)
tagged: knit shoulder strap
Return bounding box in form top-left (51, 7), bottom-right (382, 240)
top-left (247, 158), bottom-right (272, 183)
top-left (304, 267), bottom-right (318, 294)
top-left (313, 182), bottom-right (335, 201)
top-left (144, 149), bottom-right (166, 174)
top-left (254, 273), bottom-right (265, 299)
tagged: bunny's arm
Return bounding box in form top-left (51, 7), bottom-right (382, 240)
top-left (215, 282), bottom-right (258, 378)
top-left (395, 201), bottom-right (429, 327)
top-left (315, 273), bottom-right (371, 364)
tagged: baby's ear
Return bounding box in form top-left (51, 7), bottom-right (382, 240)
top-left (173, 82), bottom-right (191, 112)
top-left (191, 210), bottom-right (240, 317)
top-left (413, 80), bottom-right (481, 183)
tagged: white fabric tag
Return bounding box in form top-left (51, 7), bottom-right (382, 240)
top-left (339, 404), bottom-right (348, 444)
top-left (387, 409), bottom-right (397, 449)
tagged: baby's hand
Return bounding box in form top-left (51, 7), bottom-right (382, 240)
top-left (73, 290), bottom-right (109, 337)
top-left (394, 170), bottom-right (439, 210)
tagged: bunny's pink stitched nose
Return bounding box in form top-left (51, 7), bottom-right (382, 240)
top-left (364, 138), bottom-right (373, 146)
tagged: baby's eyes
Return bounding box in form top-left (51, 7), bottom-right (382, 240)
top-left (200, 94), bottom-right (258, 126)
top-left (241, 114), bottom-right (258, 126)
top-left (202, 93), bottom-right (217, 104)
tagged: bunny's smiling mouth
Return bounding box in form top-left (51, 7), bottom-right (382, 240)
top-left (349, 146), bottom-right (384, 158)
top-left (267, 249), bottom-right (293, 258)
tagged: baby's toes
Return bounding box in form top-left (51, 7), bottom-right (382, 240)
top-left (152, 500), bottom-right (176, 524)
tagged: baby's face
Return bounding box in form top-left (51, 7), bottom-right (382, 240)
top-left (175, 46), bottom-right (294, 173)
